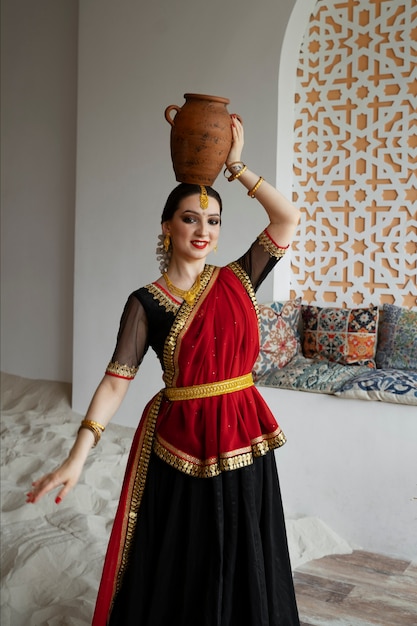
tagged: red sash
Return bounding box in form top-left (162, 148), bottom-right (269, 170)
top-left (153, 264), bottom-right (284, 476)
top-left (92, 392), bottom-right (163, 625)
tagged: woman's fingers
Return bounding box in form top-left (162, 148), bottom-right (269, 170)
top-left (27, 472), bottom-right (61, 503)
top-left (54, 482), bottom-right (74, 505)
top-left (27, 459), bottom-right (82, 504)
top-left (232, 115), bottom-right (243, 135)
top-left (227, 115), bottom-right (244, 164)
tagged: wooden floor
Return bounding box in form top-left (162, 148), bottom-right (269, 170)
top-left (294, 550), bottom-right (417, 626)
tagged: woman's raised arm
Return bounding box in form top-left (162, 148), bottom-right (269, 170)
top-left (225, 116), bottom-right (300, 246)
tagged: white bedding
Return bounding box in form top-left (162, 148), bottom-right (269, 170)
top-left (1, 372), bottom-right (351, 625)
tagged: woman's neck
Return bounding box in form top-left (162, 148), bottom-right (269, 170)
top-left (164, 259), bottom-right (206, 288)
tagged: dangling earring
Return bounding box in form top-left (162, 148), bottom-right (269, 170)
top-left (214, 245), bottom-right (218, 253)
top-left (156, 233), bottom-right (171, 274)
top-left (163, 234), bottom-right (171, 252)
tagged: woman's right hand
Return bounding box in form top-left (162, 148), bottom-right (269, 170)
top-left (27, 453), bottom-right (86, 505)
top-left (27, 425), bottom-right (96, 504)
top-left (27, 374), bottom-right (130, 505)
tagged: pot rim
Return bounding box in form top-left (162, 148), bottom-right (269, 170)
top-left (183, 93), bottom-right (230, 104)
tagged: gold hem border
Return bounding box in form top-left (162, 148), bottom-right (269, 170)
top-left (153, 429), bottom-right (287, 478)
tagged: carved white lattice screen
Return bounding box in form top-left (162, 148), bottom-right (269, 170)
top-left (290, 0), bottom-right (417, 308)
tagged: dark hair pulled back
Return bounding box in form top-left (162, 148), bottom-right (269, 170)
top-left (161, 183), bottom-right (223, 223)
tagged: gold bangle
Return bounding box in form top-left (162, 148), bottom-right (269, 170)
top-left (225, 160), bottom-right (244, 171)
top-left (247, 176), bottom-right (264, 198)
top-left (81, 419), bottom-right (105, 432)
top-left (79, 419), bottom-right (105, 448)
top-left (79, 424), bottom-right (101, 447)
top-left (223, 162), bottom-right (247, 181)
top-left (228, 164), bottom-right (247, 182)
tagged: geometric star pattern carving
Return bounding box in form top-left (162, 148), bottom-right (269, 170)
top-left (290, 0), bottom-right (417, 309)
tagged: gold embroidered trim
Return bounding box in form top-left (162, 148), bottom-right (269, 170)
top-left (106, 361), bottom-right (139, 379)
top-left (112, 391), bottom-right (163, 607)
top-left (146, 283), bottom-right (180, 314)
top-left (227, 261), bottom-right (260, 326)
top-left (165, 373), bottom-right (254, 401)
top-left (162, 265), bottom-right (216, 387)
top-left (153, 428), bottom-right (287, 478)
top-left (258, 229), bottom-right (289, 259)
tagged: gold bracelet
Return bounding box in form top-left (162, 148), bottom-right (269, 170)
top-left (78, 419), bottom-right (105, 448)
top-left (226, 161), bottom-right (245, 171)
top-left (228, 165), bottom-right (247, 182)
top-left (223, 162), bottom-right (247, 181)
top-left (247, 176), bottom-right (264, 198)
top-left (82, 419), bottom-right (105, 432)
top-left (78, 423), bottom-right (101, 447)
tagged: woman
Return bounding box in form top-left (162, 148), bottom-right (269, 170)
top-left (28, 118), bottom-right (301, 625)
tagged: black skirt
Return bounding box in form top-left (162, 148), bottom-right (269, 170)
top-left (109, 451), bottom-right (300, 626)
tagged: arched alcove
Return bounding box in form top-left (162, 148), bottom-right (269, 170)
top-left (277, 0), bottom-right (416, 308)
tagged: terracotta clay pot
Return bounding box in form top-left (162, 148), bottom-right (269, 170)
top-left (165, 93), bottom-right (240, 186)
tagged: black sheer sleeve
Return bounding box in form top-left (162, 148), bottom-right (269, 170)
top-left (235, 228), bottom-right (289, 292)
top-left (105, 294), bottom-right (149, 380)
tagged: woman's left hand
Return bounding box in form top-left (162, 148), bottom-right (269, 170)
top-left (226, 115), bottom-right (244, 165)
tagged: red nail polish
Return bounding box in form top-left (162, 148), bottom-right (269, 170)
top-left (55, 497), bottom-right (62, 504)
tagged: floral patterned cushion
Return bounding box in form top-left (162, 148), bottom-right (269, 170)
top-left (335, 369), bottom-right (417, 405)
top-left (375, 304), bottom-right (417, 370)
top-left (255, 354), bottom-right (370, 394)
top-left (301, 304), bottom-right (379, 367)
top-left (252, 299), bottom-right (301, 380)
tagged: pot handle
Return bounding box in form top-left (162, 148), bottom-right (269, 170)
top-left (164, 104), bottom-right (181, 127)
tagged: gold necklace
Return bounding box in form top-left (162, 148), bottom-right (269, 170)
top-left (163, 271), bottom-right (202, 305)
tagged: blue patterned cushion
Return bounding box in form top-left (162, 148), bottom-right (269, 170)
top-left (376, 304), bottom-right (417, 370)
top-left (301, 304), bottom-right (379, 367)
top-left (335, 369), bottom-right (417, 405)
top-left (255, 354), bottom-right (370, 394)
top-left (253, 299), bottom-right (301, 380)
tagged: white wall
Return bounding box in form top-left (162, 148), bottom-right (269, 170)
top-left (261, 387), bottom-right (417, 560)
top-left (73, 0), bottom-right (297, 425)
top-left (0, 0), bottom-right (78, 382)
